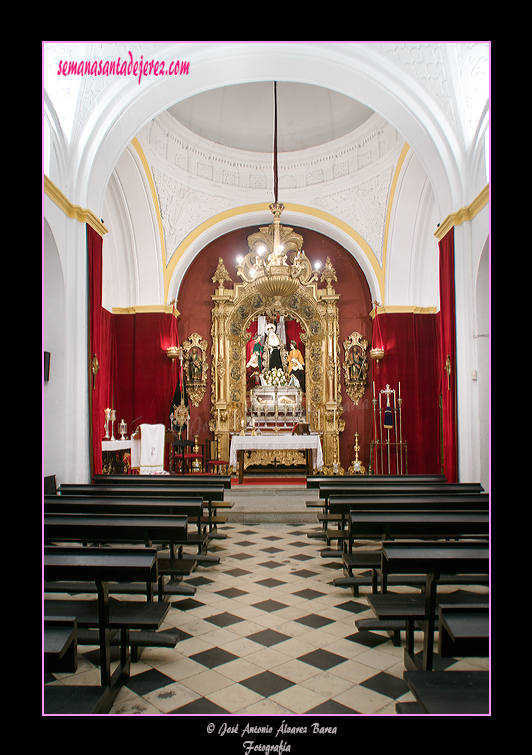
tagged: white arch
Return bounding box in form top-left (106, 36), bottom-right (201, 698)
top-left (167, 205), bottom-right (382, 306)
top-left (74, 42), bottom-right (462, 221)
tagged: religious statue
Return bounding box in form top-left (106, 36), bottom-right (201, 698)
top-left (246, 351), bottom-right (262, 390)
top-left (188, 351), bottom-right (202, 382)
top-left (342, 331), bottom-right (369, 405)
top-left (265, 322), bottom-right (284, 371)
top-left (251, 332), bottom-right (263, 370)
top-left (287, 339), bottom-right (305, 390)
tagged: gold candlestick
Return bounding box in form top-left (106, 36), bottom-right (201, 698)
top-left (348, 431), bottom-right (366, 475)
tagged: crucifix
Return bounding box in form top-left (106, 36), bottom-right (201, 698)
top-left (444, 355), bottom-right (452, 390)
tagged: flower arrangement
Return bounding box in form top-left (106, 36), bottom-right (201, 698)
top-left (264, 367), bottom-right (287, 386)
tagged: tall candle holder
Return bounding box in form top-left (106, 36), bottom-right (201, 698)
top-left (104, 408), bottom-right (111, 439)
top-left (110, 409), bottom-right (116, 441)
top-left (348, 432), bottom-right (366, 474)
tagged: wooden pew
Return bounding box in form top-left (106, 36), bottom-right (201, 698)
top-left (305, 474), bottom-right (448, 509)
top-left (369, 540), bottom-right (489, 671)
top-left (438, 604), bottom-right (489, 659)
top-left (57, 482), bottom-right (229, 541)
top-left (44, 546), bottom-right (169, 714)
top-left (317, 482), bottom-right (485, 511)
top-left (307, 474), bottom-right (447, 488)
top-left (44, 513), bottom-right (188, 603)
top-left (43, 495), bottom-right (207, 597)
top-left (44, 616), bottom-right (77, 673)
top-left (400, 670), bottom-right (489, 714)
top-left (310, 492), bottom-right (489, 554)
top-left (322, 494), bottom-right (489, 603)
top-left (92, 473), bottom-right (232, 489)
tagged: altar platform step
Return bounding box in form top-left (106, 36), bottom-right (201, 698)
top-left (225, 482), bottom-right (318, 524)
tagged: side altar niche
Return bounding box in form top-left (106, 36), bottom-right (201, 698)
top-left (209, 202), bottom-right (354, 475)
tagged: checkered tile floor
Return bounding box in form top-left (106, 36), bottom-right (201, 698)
top-left (44, 523), bottom-right (488, 715)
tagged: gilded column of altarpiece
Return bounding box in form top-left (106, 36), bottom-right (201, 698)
top-left (209, 243), bottom-right (345, 475)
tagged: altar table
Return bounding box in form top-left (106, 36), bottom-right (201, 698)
top-left (230, 434), bottom-right (323, 483)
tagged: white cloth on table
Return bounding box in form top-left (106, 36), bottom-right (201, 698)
top-left (229, 434), bottom-right (323, 471)
top-left (131, 423), bottom-right (165, 474)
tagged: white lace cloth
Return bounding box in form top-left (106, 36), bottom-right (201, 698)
top-left (229, 434), bottom-right (323, 470)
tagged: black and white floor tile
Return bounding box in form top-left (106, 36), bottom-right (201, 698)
top-left (44, 523), bottom-right (488, 716)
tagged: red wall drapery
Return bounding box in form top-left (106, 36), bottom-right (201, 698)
top-left (87, 225), bottom-right (114, 476)
top-left (371, 311), bottom-right (440, 475)
top-left (437, 228), bottom-right (458, 482)
top-left (113, 311), bottom-right (179, 435)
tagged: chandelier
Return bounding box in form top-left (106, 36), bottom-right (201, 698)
top-left (236, 84), bottom-right (318, 301)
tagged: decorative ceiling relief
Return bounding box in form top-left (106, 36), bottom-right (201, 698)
top-left (151, 167), bottom-right (233, 265)
top-left (311, 166), bottom-right (395, 266)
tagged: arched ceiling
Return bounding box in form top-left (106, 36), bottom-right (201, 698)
top-left (166, 81), bottom-right (375, 153)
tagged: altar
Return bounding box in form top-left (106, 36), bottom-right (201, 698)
top-left (230, 434), bottom-right (323, 484)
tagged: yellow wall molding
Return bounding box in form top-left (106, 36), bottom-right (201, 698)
top-left (370, 304), bottom-right (437, 319)
top-left (44, 175), bottom-right (108, 237)
top-left (112, 304), bottom-right (179, 316)
top-left (434, 184), bottom-right (489, 241)
top-left (130, 138), bottom-right (167, 280)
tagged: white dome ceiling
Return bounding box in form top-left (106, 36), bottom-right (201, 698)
top-left (166, 81), bottom-right (375, 153)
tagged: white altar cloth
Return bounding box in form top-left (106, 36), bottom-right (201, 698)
top-left (229, 434), bottom-right (323, 471)
top-left (101, 440), bottom-right (132, 451)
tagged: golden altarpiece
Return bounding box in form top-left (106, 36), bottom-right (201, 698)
top-left (209, 203), bottom-right (347, 475)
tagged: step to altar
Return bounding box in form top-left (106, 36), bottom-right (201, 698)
top-left (225, 484), bottom-right (318, 524)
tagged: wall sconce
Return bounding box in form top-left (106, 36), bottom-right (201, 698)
top-left (369, 347), bottom-right (385, 363)
top-left (166, 345), bottom-right (181, 362)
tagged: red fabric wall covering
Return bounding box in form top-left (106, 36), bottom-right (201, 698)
top-left (113, 312), bottom-right (179, 434)
top-left (371, 312), bottom-right (441, 475)
top-left (87, 226), bottom-right (115, 475)
top-left (437, 228), bottom-right (458, 482)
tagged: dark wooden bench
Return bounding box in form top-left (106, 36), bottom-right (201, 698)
top-left (316, 482), bottom-right (485, 510)
top-left (332, 502), bottom-right (489, 595)
top-left (332, 507), bottom-right (489, 606)
top-left (369, 540), bottom-right (489, 671)
top-left (92, 473), bottom-right (232, 489)
top-left (47, 495), bottom-right (223, 572)
top-left (58, 483), bottom-right (229, 538)
top-left (438, 604), bottom-right (489, 658)
top-left (44, 513), bottom-right (189, 602)
top-left (307, 473), bottom-right (446, 488)
top-left (361, 586), bottom-right (488, 649)
top-left (399, 670), bottom-right (489, 714)
top-left (305, 474), bottom-right (448, 508)
top-left (309, 493), bottom-right (489, 554)
top-left (44, 616), bottom-right (78, 673)
top-left (44, 546), bottom-right (169, 714)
